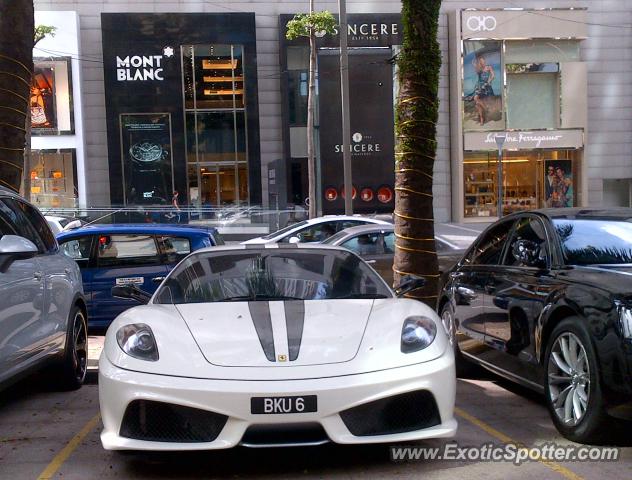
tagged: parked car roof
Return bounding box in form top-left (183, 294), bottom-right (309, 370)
top-left (324, 223), bottom-right (466, 251)
top-left (533, 207), bottom-right (632, 220)
top-left (57, 223), bottom-right (221, 240)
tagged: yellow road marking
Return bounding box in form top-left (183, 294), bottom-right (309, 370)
top-left (36, 413), bottom-right (101, 480)
top-left (455, 407), bottom-right (584, 480)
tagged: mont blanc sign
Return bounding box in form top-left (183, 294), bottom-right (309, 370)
top-left (115, 47), bottom-right (174, 81)
top-left (464, 130), bottom-right (584, 151)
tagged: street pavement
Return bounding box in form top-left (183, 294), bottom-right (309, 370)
top-left (1, 368), bottom-right (630, 480)
top-left (8, 220), bottom-right (629, 480)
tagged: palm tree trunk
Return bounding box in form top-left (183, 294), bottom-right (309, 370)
top-left (305, 0), bottom-right (318, 219)
top-left (0, 0), bottom-right (34, 192)
top-left (394, 0), bottom-right (441, 306)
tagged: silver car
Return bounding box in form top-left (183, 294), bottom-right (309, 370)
top-left (0, 188), bottom-right (87, 390)
top-left (323, 224), bottom-right (467, 286)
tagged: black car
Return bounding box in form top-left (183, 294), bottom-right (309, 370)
top-left (438, 208), bottom-right (632, 443)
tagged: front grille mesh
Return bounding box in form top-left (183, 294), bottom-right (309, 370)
top-left (340, 390), bottom-right (441, 436)
top-left (241, 422), bottom-right (329, 446)
top-left (120, 400), bottom-right (228, 443)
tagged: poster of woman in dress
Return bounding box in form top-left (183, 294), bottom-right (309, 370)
top-left (545, 159), bottom-right (573, 208)
top-left (31, 67), bottom-right (57, 130)
top-left (462, 41), bottom-right (504, 131)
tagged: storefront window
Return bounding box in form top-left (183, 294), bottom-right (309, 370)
top-left (183, 44), bottom-right (249, 207)
top-left (462, 41), bottom-right (504, 131)
top-left (30, 150), bottom-right (77, 208)
top-left (464, 150), bottom-right (580, 218)
top-left (183, 45), bottom-right (244, 110)
top-left (288, 71), bottom-right (308, 126)
top-left (505, 40), bottom-right (580, 63)
top-left (506, 64), bottom-right (559, 130)
top-left (31, 57), bottom-right (74, 135)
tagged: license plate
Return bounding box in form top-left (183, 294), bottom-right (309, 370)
top-left (115, 276), bottom-right (144, 286)
top-left (251, 395), bottom-right (317, 414)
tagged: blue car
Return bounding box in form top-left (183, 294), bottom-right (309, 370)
top-left (57, 224), bottom-right (222, 330)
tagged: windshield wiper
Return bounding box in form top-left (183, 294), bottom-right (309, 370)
top-left (331, 293), bottom-right (390, 299)
top-left (220, 294), bottom-right (304, 302)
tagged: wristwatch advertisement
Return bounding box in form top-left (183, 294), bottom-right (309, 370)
top-left (120, 113), bottom-right (174, 205)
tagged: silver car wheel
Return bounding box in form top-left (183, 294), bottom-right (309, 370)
top-left (547, 332), bottom-right (590, 427)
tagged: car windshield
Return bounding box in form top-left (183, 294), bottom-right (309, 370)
top-left (154, 248), bottom-right (392, 304)
top-left (554, 218), bottom-right (632, 265)
top-left (261, 220), bottom-right (309, 240)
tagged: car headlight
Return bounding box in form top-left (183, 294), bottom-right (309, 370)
top-left (116, 323), bottom-right (159, 361)
top-left (619, 306), bottom-right (632, 339)
top-left (401, 316), bottom-right (437, 353)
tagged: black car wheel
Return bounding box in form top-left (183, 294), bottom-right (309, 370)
top-left (544, 318), bottom-right (612, 444)
top-left (59, 305), bottom-right (88, 390)
top-left (440, 302), bottom-right (471, 377)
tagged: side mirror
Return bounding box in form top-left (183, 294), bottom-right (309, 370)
top-left (63, 219), bottom-right (83, 231)
top-left (111, 285), bottom-right (151, 304)
top-left (395, 274), bottom-right (426, 297)
top-left (512, 239), bottom-right (545, 268)
top-left (288, 236), bottom-right (300, 244)
top-left (0, 235), bottom-right (39, 273)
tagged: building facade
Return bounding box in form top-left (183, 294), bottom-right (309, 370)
top-left (31, 1), bottom-right (632, 222)
top-left (30, 11), bottom-right (87, 209)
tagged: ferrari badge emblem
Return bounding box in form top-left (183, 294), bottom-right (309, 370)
top-left (278, 354), bottom-right (288, 362)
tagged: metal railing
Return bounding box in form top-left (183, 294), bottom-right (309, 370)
top-left (39, 205), bottom-right (315, 238)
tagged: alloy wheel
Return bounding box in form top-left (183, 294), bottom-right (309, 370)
top-left (72, 312), bottom-right (88, 383)
top-left (547, 332), bottom-right (590, 426)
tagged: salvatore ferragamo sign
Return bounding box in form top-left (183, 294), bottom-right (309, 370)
top-left (461, 9), bottom-right (587, 40)
top-left (464, 130), bottom-right (584, 151)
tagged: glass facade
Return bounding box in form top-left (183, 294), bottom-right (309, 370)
top-left (182, 44), bottom-right (248, 208)
top-left (464, 149), bottom-right (580, 217)
top-left (460, 31), bottom-right (585, 219)
top-left (29, 149), bottom-right (77, 208)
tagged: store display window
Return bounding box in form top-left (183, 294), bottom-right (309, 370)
top-left (31, 57), bottom-right (74, 135)
top-left (464, 149), bottom-right (580, 218)
top-left (183, 44), bottom-right (249, 207)
top-left (30, 149), bottom-right (77, 208)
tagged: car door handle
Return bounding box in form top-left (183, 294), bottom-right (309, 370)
top-left (152, 276), bottom-right (166, 284)
top-left (450, 271), bottom-right (464, 279)
top-left (365, 260), bottom-right (377, 264)
top-left (33, 271), bottom-right (43, 281)
top-left (64, 268), bottom-right (72, 275)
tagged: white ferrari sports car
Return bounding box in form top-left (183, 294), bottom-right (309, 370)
top-left (99, 244), bottom-right (457, 450)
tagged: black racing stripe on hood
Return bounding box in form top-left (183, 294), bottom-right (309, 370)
top-left (248, 302), bottom-right (275, 362)
top-left (284, 301), bottom-right (305, 361)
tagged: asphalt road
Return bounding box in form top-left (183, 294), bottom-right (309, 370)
top-left (1, 367), bottom-right (631, 480)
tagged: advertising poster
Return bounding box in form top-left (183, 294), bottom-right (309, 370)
top-left (31, 66), bottom-right (57, 131)
top-left (463, 41), bottom-right (503, 131)
top-left (120, 113), bottom-right (173, 205)
top-left (318, 51), bottom-right (395, 214)
top-left (544, 159), bottom-right (573, 208)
